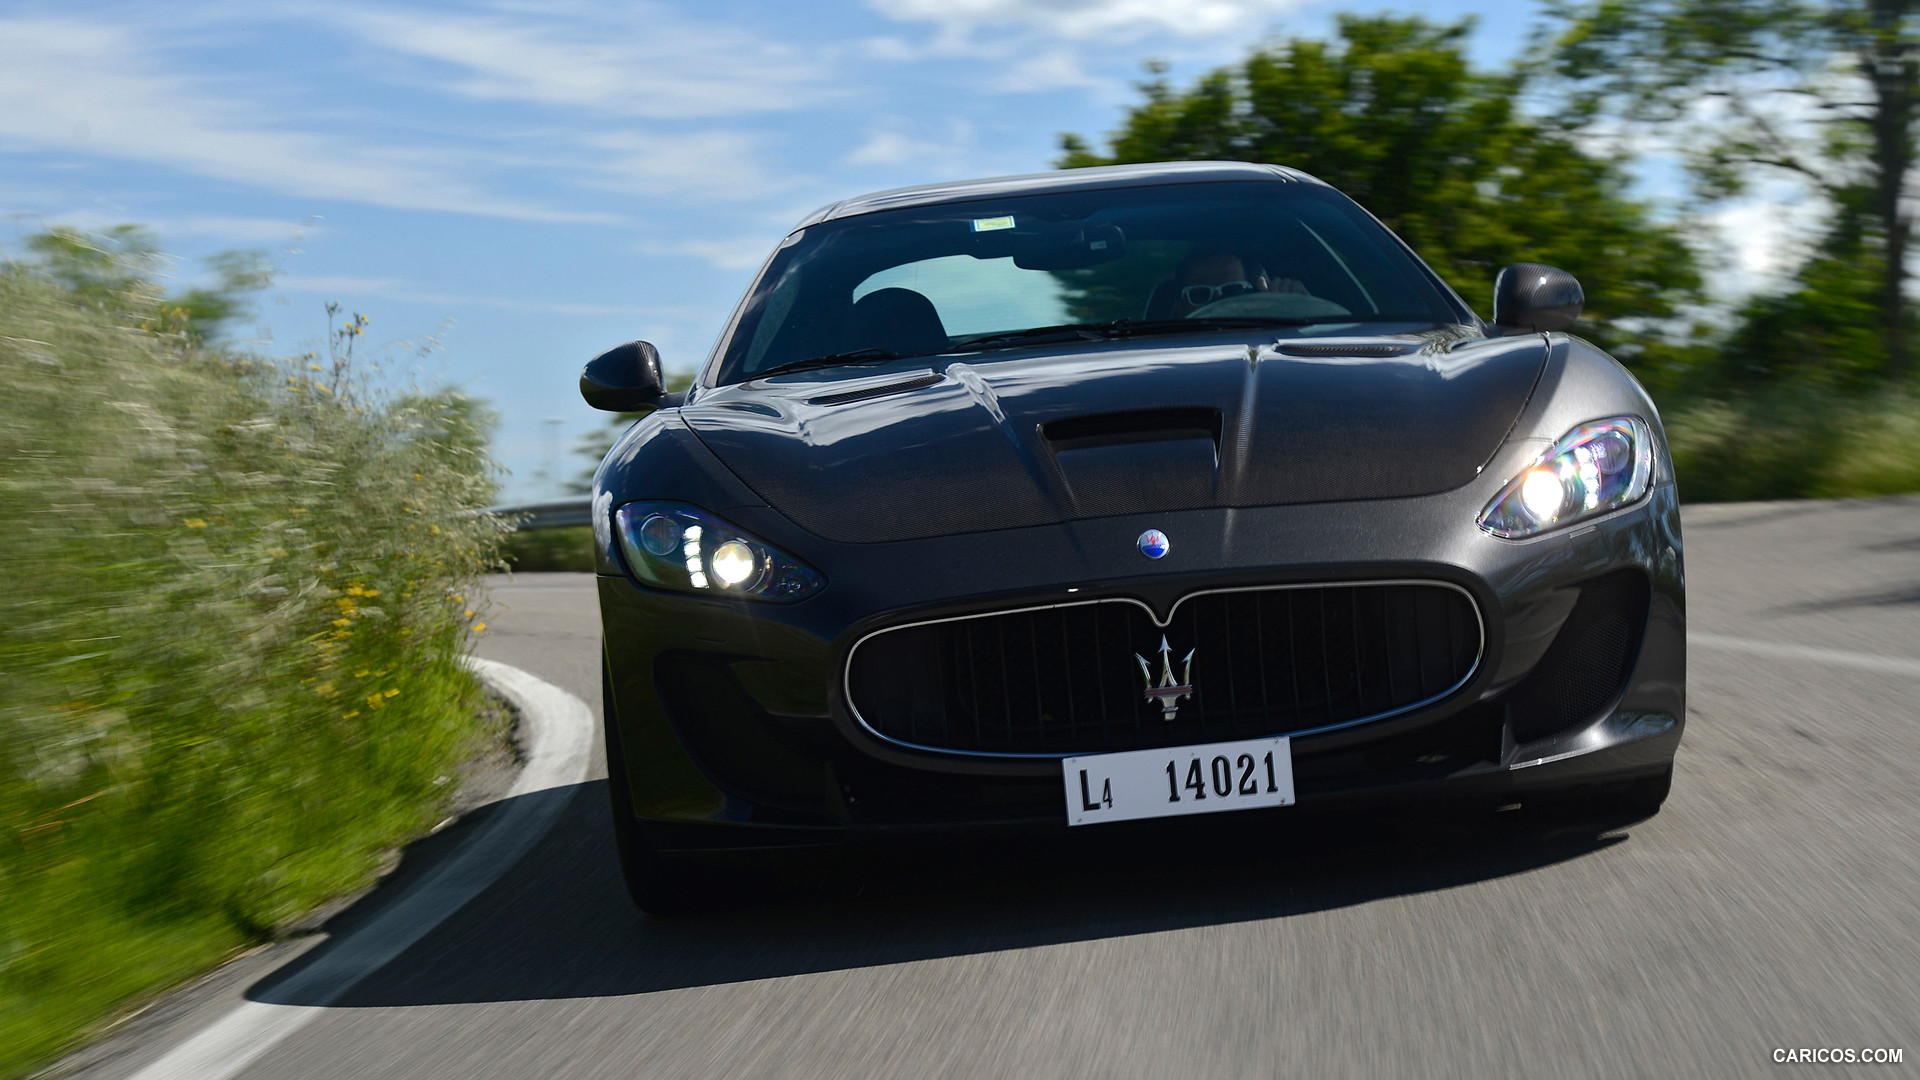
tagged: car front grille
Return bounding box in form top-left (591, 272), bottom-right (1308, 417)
top-left (844, 581), bottom-right (1482, 756)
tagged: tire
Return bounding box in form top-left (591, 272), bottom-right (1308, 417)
top-left (602, 658), bottom-right (714, 916)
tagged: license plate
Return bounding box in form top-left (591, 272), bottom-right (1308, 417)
top-left (1062, 737), bottom-right (1294, 826)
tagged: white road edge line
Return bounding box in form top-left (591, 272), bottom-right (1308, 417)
top-left (119, 657), bottom-right (595, 1080)
top-left (1690, 632), bottom-right (1920, 679)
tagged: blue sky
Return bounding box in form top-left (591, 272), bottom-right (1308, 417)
top-left (0, 0), bottom-right (1781, 500)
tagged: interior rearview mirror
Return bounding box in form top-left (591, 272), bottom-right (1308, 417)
top-left (1011, 223), bottom-right (1128, 271)
top-left (1492, 263), bottom-right (1583, 334)
top-left (580, 341), bottom-right (670, 412)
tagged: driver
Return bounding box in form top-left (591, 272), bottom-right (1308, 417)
top-left (1165, 248), bottom-right (1314, 317)
top-left (1175, 249), bottom-right (1272, 315)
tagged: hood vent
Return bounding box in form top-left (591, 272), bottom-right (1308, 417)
top-left (1045, 407), bottom-right (1222, 517)
top-left (809, 372), bottom-right (942, 406)
top-left (1276, 342), bottom-right (1414, 357)
top-left (1042, 407), bottom-right (1221, 452)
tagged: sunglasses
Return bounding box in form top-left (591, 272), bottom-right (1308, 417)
top-left (1180, 280), bottom-right (1258, 306)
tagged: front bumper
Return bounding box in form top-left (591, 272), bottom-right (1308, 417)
top-left (598, 477), bottom-right (1686, 852)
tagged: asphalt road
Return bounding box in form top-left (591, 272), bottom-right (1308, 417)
top-left (64, 499), bottom-right (1920, 1079)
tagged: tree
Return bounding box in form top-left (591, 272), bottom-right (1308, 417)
top-left (18, 225), bottom-right (271, 344)
top-left (1059, 15), bottom-right (1702, 345)
top-left (1542, 0), bottom-right (1918, 376)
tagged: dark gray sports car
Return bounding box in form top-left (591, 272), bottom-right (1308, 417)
top-left (580, 161), bottom-right (1683, 914)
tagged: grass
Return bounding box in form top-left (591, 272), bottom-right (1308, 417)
top-left (0, 261), bottom-right (507, 1076)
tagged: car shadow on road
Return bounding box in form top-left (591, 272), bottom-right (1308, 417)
top-left (249, 780), bottom-right (1634, 1009)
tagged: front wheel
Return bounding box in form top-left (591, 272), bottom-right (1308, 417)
top-left (602, 659), bottom-right (715, 916)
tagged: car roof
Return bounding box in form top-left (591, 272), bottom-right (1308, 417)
top-left (793, 161), bottom-right (1322, 229)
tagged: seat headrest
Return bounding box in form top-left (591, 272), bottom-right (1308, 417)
top-left (850, 288), bottom-right (948, 357)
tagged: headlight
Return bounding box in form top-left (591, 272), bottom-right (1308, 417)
top-left (1478, 417), bottom-right (1652, 538)
top-left (613, 502), bottom-right (825, 601)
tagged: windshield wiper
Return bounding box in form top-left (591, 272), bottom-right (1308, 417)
top-left (752, 348), bottom-right (902, 379)
top-left (946, 325), bottom-right (1111, 352)
top-left (943, 316), bottom-right (1373, 355)
top-left (1107, 316), bottom-right (1326, 335)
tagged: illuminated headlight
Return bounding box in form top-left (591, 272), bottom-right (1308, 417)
top-left (613, 502), bottom-right (825, 601)
top-left (1478, 417), bottom-right (1652, 538)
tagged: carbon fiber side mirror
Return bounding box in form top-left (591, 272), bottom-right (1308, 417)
top-left (1493, 264), bottom-right (1584, 334)
top-left (580, 341), bottom-right (666, 412)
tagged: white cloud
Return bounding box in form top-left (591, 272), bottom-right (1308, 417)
top-left (993, 47), bottom-right (1116, 94)
top-left (322, 2), bottom-right (834, 119)
top-left (868, 0), bottom-right (1306, 43)
top-left (844, 131), bottom-right (931, 167)
top-left (574, 130), bottom-right (799, 203)
top-left (0, 18), bottom-right (599, 221)
top-left (844, 121), bottom-right (978, 169)
top-left (159, 215), bottom-right (322, 244)
top-left (275, 274), bottom-right (679, 316)
top-left (1707, 184), bottom-right (1825, 301)
top-left (640, 237), bottom-right (774, 271)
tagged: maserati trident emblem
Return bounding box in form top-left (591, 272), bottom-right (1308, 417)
top-left (1134, 635), bottom-right (1195, 721)
top-left (1138, 529), bottom-right (1169, 559)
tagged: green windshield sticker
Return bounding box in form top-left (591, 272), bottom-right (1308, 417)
top-left (971, 216), bottom-right (1015, 232)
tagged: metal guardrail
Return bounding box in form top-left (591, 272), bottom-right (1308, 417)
top-left (484, 497), bottom-right (593, 531)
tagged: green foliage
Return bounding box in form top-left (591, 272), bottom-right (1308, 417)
top-left (168, 249), bottom-right (275, 345)
top-left (1540, 0), bottom-right (1920, 375)
top-left (24, 225), bottom-right (272, 345)
top-left (1059, 15), bottom-right (1703, 345)
top-left (0, 234), bottom-right (507, 1076)
top-left (499, 525), bottom-right (597, 572)
top-left (1666, 384), bottom-right (1920, 499)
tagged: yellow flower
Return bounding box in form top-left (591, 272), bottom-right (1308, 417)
top-left (354, 669), bottom-right (370, 677)
top-left (184, 518), bottom-right (208, 529)
top-left (384, 687), bottom-right (399, 698)
top-left (332, 618), bottom-right (351, 628)
top-left (472, 622), bottom-right (487, 633)
top-left (344, 710), bottom-right (360, 719)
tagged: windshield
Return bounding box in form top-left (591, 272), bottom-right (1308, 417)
top-left (711, 180), bottom-right (1468, 386)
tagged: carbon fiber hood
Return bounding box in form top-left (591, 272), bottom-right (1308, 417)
top-left (683, 334), bottom-right (1545, 543)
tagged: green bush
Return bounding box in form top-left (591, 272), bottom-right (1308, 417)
top-left (0, 252), bottom-right (506, 1075)
top-left (499, 525), bottom-right (596, 572)
top-left (1664, 384), bottom-right (1920, 501)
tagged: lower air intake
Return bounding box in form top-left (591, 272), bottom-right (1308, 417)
top-left (1506, 570), bottom-right (1651, 743)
